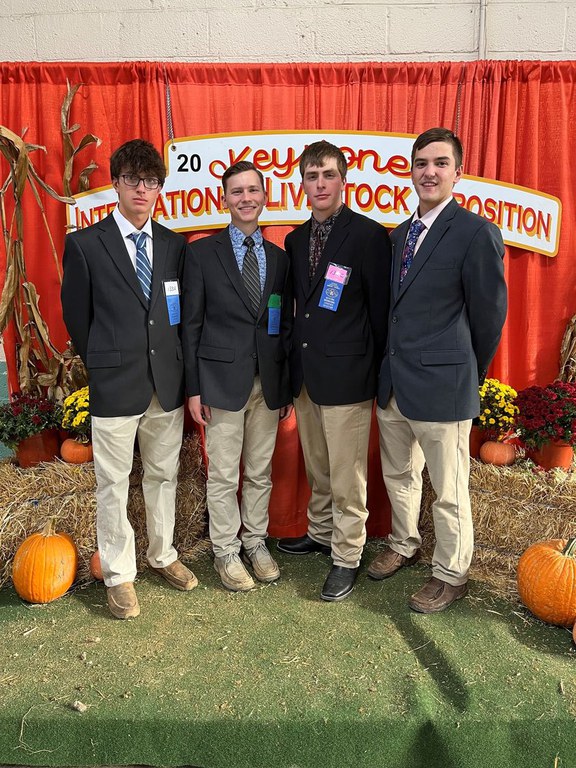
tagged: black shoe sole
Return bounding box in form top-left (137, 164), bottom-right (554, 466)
top-left (276, 542), bottom-right (331, 556)
top-left (320, 585), bottom-right (355, 602)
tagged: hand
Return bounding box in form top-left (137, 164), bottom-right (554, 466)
top-left (279, 403), bottom-right (294, 421)
top-left (188, 395), bottom-right (211, 426)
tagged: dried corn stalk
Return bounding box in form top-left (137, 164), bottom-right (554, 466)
top-left (559, 314), bottom-right (576, 382)
top-left (0, 81), bottom-right (97, 397)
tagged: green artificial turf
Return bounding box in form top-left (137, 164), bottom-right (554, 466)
top-left (0, 541), bottom-right (574, 768)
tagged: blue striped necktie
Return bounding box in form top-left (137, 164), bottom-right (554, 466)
top-left (129, 231), bottom-right (152, 302)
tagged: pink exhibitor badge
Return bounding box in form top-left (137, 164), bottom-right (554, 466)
top-left (325, 263), bottom-right (351, 284)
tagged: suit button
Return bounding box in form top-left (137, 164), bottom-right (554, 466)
top-left (390, 348), bottom-right (396, 356)
top-left (304, 313), bottom-right (310, 319)
top-left (302, 342), bottom-right (308, 348)
top-left (150, 349), bottom-right (156, 356)
top-left (252, 352), bottom-right (257, 359)
top-left (149, 319), bottom-right (155, 326)
top-left (392, 316), bottom-right (398, 323)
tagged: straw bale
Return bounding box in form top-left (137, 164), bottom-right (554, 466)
top-left (0, 433), bottom-right (207, 588)
top-left (419, 458), bottom-right (576, 596)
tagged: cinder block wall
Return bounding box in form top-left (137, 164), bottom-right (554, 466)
top-left (1, 0), bottom-right (575, 62)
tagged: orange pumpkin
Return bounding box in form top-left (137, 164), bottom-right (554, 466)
top-left (573, 621), bottom-right (576, 646)
top-left (12, 519), bottom-right (78, 603)
top-left (479, 440), bottom-right (516, 466)
top-left (90, 550), bottom-right (103, 581)
top-left (517, 538), bottom-right (576, 627)
top-left (60, 438), bottom-right (93, 464)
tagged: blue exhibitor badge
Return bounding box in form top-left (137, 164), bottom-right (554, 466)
top-left (319, 262), bottom-right (351, 312)
top-left (319, 280), bottom-right (343, 312)
top-left (163, 280), bottom-right (180, 325)
top-left (268, 293), bottom-right (281, 335)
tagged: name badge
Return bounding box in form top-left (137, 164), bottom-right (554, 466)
top-left (267, 293), bottom-right (281, 335)
top-left (319, 263), bottom-right (351, 312)
top-left (163, 280), bottom-right (180, 325)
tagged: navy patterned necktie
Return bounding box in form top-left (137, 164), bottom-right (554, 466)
top-left (129, 231), bottom-right (152, 302)
top-left (242, 236), bottom-right (261, 313)
top-left (399, 219), bottom-right (426, 284)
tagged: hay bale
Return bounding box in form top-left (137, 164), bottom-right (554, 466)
top-left (0, 433), bottom-right (207, 588)
top-left (420, 459), bottom-right (576, 597)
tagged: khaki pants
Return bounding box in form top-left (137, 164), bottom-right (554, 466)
top-left (92, 394), bottom-right (184, 588)
top-left (205, 377), bottom-right (280, 557)
top-left (377, 395), bottom-right (473, 586)
top-left (294, 386), bottom-right (373, 568)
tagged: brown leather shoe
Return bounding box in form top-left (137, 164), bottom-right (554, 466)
top-left (409, 577), bottom-right (468, 613)
top-left (367, 548), bottom-right (420, 580)
top-left (107, 582), bottom-right (140, 620)
top-left (150, 560), bottom-right (198, 591)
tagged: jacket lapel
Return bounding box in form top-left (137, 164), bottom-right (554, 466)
top-left (260, 240), bottom-right (278, 320)
top-left (98, 215), bottom-right (148, 309)
top-left (293, 220), bottom-right (312, 298)
top-left (215, 226), bottom-right (256, 316)
top-left (149, 221), bottom-right (167, 311)
top-left (395, 199), bottom-right (459, 300)
top-left (307, 205), bottom-right (351, 298)
top-left (391, 218), bottom-right (411, 302)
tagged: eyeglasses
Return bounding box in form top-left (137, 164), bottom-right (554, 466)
top-left (120, 174), bottom-right (161, 190)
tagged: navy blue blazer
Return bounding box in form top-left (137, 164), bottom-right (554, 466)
top-left (378, 199), bottom-right (507, 422)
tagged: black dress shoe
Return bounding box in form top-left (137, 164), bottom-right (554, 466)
top-left (320, 565), bottom-right (359, 602)
top-left (277, 534), bottom-right (331, 556)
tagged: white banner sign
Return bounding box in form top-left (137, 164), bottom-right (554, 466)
top-left (67, 131), bottom-right (562, 257)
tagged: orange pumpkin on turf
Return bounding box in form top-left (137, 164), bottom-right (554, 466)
top-left (90, 550), bottom-right (103, 581)
top-left (12, 519), bottom-right (78, 603)
top-left (479, 440), bottom-right (516, 466)
top-left (60, 438), bottom-right (93, 464)
top-left (517, 538), bottom-right (576, 627)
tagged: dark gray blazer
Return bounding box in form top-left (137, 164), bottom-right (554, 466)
top-left (61, 214), bottom-right (187, 417)
top-left (378, 198), bottom-right (507, 422)
top-left (181, 228), bottom-right (292, 412)
top-left (287, 205), bottom-right (392, 406)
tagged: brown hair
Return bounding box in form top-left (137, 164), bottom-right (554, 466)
top-left (109, 139), bottom-right (166, 185)
top-left (299, 140), bottom-right (347, 180)
top-left (222, 161), bottom-right (265, 193)
top-left (411, 128), bottom-right (463, 169)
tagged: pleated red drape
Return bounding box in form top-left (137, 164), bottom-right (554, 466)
top-left (1, 61), bottom-right (575, 536)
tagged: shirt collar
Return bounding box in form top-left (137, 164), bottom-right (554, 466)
top-left (113, 205), bottom-right (154, 240)
top-left (229, 223), bottom-right (263, 248)
top-left (311, 204), bottom-right (343, 234)
top-left (415, 196), bottom-right (454, 229)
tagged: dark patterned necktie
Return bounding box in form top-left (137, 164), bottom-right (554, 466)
top-left (129, 231), bottom-right (152, 302)
top-left (399, 219), bottom-right (426, 284)
top-left (309, 224), bottom-right (325, 281)
top-left (242, 236), bottom-right (261, 313)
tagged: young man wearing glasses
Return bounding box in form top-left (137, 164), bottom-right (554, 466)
top-left (61, 139), bottom-right (197, 620)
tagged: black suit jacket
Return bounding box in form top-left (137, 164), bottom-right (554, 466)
top-left (61, 213), bottom-right (187, 417)
top-left (287, 205), bottom-right (392, 405)
top-left (378, 199), bottom-right (507, 421)
top-left (181, 228), bottom-right (292, 411)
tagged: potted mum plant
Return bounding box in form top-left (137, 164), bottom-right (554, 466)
top-left (0, 392), bottom-right (62, 467)
top-left (60, 386), bottom-right (93, 463)
top-left (515, 380), bottom-right (576, 470)
top-left (471, 378), bottom-right (518, 462)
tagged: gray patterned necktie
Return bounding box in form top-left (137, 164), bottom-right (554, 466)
top-left (242, 236), bottom-right (261, 313)
top-left (129, 231), bottom-right (152, 302)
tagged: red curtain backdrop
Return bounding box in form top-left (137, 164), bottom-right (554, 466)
top-left (1, 61), bottom-right (575, 536)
